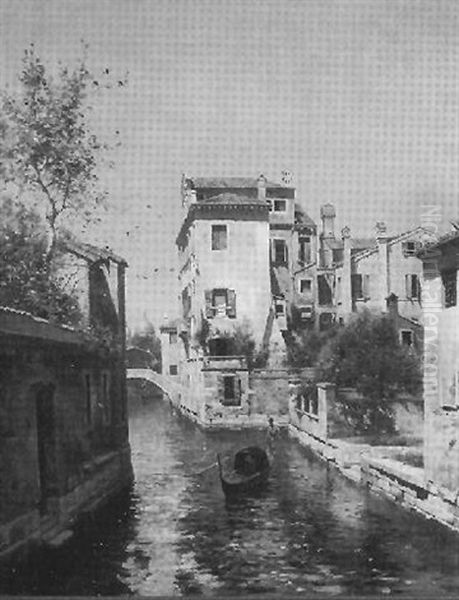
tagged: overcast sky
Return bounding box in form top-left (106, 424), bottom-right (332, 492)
top-left (1, 0), bottom-right (458, 330)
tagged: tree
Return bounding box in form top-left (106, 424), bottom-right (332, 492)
top-left (130, 324), bottom-right (162, 372)
top-left (319, 310), bottom-right (422, 435)
top-left (2, 45), bottom-right (117, 258)
top-left (0, 197), bottom-right (82, 325)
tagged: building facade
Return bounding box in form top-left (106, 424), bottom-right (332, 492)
top-left (419, 231), bottom-right (459, 491)
top-left (0, 241), bottom-right (133, 560)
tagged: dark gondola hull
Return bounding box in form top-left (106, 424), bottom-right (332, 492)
top-left (218, 446), bottom-right (270, 497)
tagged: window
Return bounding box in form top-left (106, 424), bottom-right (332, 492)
top-left (443, 270), bottom-right (457, 308)
top-left (169, 332), bottom-right (177, 344)
top-left (204, 289), bottom-right (236, 318)
top-left (351, 274), bottom-right (370, 300)
top-left (221, 375), bottom-right (241, 406)
top-left (405, 274), bottom-right (420, 300)
top-left (300, 306), bottom-right (313, 320)
top-left (401, 330), bottom-right (414, 347)
top-left (299, 279), bottom-right (312, 294)
top-left (273, 199), bottom-right (286, 212)
top-left (402, 241), bottom-right (418, 257)
top-left (169, 365), bottom-right (178, 376)
top-left (211, 225), bottom-right (227, 250)
top-left (275, 302), bottom-right (285, 315)
top-left (298, 237), bottom-right (311, 264)
top-left (214, 290), bottom-right (227, 314)
top-left (272, 239), bottom-right (288, 264)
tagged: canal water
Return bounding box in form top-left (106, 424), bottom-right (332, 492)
top-left (4, 387), bottom-right (459, 596)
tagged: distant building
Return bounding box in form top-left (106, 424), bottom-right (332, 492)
top-left (315, 205), bottom-right (435, 334)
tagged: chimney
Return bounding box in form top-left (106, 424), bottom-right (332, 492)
top-left (375, 222), bottom-right (389, 310)
top-left (257, 174), bottom-right (267, 201)
top-left (375, 221), bottom-right (387, 238)
top-left (340, 226), bottom-right (352, 317)
top-left (320, 204), bottom-right (336, 239)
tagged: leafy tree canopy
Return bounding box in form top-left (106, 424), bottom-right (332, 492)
top-left (319, 310), bottom-right (422, 435)
top-left (1, 44), bottom-right (122, 257)
top-left (0, 197), bottom-right (81, 325)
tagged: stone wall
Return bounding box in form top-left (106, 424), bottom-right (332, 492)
top-left (0, 317), bottom-right (132, 561)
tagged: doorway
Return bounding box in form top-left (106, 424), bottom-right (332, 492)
top-left (35, 384), bottom-right (57, 513)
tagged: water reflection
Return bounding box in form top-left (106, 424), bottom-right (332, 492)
top-left (4, 388), bottom-right (459, 596)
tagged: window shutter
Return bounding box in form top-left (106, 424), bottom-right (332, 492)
top-left (227, 289), bottom-right (237, 318)
top-left (405, 274), bottom-right (411, 298)
top-left (415, 275), bottom-right (421, 300)
top-left (205, 289), bottom-right (214, 318)
top-left (363, 274), bottom-right (370, 298)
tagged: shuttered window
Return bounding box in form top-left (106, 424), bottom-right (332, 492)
top-left (405, 274), bottom-right (421, 300)
top-left (204, 288), bottom-right (237, 318)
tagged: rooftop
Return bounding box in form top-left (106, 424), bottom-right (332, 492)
top-left (185, 176), bottom-right (288, 190)
top-left (61, 239), bottom-right (127, 266)
top-left (203, 192), bottom-right (268, 206)
top-left (0, 306), bottom-right (84, 345)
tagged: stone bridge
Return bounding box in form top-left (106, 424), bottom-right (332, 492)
top-left (126, 368), bottom-right (183, 402)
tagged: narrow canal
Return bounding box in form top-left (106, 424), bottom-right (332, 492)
top-left (4, 386), bottom-right (459, 596)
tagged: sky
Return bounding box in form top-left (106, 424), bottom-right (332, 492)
top-left (1, 0), bottom-right (458, 331)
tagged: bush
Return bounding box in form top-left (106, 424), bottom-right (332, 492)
top-left (320, 310), bottom-right (422, 435)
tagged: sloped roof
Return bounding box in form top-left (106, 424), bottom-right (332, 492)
top-left (353, 226), bottom-right (436, 262)
top-left (62, 239), bottom-right (127, 266)
top-left (294, 203), bottom-right (316, 229)
top-left (187, 176), bottom-right (286, 189)
top-left (323, 237), bottom-right (375, 251)
top-left (204, 192), bottom-right (267, 206)
top-left (0, 306), bottom-right (83, 345)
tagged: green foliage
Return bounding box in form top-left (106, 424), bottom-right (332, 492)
top-left (320, 310), bottom-right (422, 435)
top-left (1, 45), bottom-right (120, 255)
top-left (0, 198), bottom-right (82, 325)
top-left (213, 320), bottom-right (269, 370)
top-left (130, 323), bottom-right (162, 371)
top-left (285, 326), bottom-right (339, 368)
top-left (194, 315), bottom-right (211, 352)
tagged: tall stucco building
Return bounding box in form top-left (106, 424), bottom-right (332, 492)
top-left (419, 230), bottom-right (459, 491)
top-left (176, 175), bottom-right (273, 353)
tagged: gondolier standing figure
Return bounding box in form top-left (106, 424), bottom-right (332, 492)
top-left (266, 417), bottom-right (278, 455)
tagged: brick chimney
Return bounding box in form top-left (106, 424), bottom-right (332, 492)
top-left (376, 221), bottom-right (389, 311)
top-left (257, 174), bottom-right (267, 201)
top-left (340, 226), bottom-right (352, 317)
top-left (320, 204), bottom-right (336, 239)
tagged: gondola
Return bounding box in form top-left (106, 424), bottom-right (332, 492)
top-left (217, 446), bottom-right (270, 497)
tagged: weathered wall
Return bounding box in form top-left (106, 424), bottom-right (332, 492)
top-left (351, 239), bottom-right (423, 320)
top-left (0, 330), bottom-right (132, 560)
top-left (249, 370), bottom-right (290, 421)
top-left (192, 219), bottom-right (271, 344)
